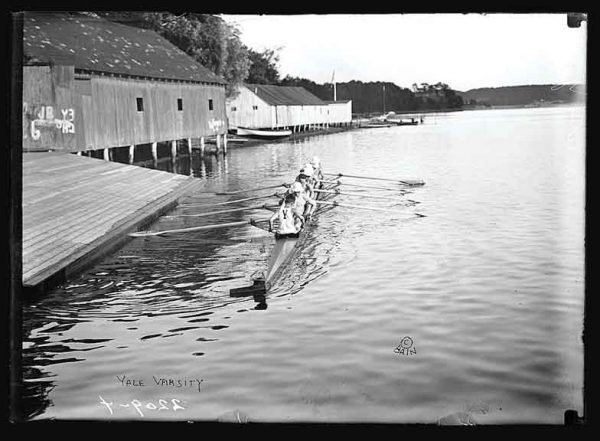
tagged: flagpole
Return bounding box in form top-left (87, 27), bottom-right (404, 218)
top-left (332, 69), bottom-right (336, 102)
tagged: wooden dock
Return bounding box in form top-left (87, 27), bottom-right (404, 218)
top-left (22, 152), bottom-right (203, 289)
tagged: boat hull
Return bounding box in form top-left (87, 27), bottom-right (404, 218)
top-left (235, 127), bottom-right (293, 139)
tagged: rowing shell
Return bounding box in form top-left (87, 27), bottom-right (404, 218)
top-left (230, 181), bottom-right (337, 296)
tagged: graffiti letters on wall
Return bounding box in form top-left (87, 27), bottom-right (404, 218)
top-left (23, 103), bottom-right (76, 141)
top-left (208, 118), bottom-right (224, 133)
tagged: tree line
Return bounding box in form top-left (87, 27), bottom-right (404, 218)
top-left (458, 84), bottom-right (585, 107)
top-left (95, 12), bottom-right (463, 112)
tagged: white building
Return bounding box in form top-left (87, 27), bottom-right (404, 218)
top-left (227, 84), bottom-right (352, 132)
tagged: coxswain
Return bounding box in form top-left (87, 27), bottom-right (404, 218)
top-left (269, 192), bottom-right (305, 237)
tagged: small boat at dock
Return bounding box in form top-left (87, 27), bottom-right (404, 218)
top-left (233, 127), bottom-right (293, 139)
top-left (389, 117), bottom-right (419, 126)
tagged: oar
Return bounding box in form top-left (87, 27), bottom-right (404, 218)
top-left (320, 179), bottom-right (407, 192)
top-left (215, 183), bottom-right (288, 196)
top-left (164, 203), bottom-right (270, 218)
top-left (324, 172), bottom-right (425, 186)
top-left (314, 188), bottom-right (409, 202)
top-left (316, 200), bottom-right (426, 217)
top-left (129, 219), bottom-right (263, 237)
top-left (181, 193), bottom-right (283, 208)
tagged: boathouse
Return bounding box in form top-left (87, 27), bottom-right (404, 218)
top-left (22, 12), bottom-right (228, 158)
top-left (226, 84), bottom-right (352, 133)
top-left (324, 100), bottom-right (352, 126)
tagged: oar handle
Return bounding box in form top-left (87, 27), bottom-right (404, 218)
top-left (215, 183), bottom-right (288, 196)
top-left (182, 192), bottom-right (283, 208)
top-left (165, 203), bottom-right (268, 218)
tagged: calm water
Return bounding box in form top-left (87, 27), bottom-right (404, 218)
top-left (21, 106), bottom-right (585, 424)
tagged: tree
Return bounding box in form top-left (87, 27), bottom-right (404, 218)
top-left (246, 48), bottom-right (281, 84)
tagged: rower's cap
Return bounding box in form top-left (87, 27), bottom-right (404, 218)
top-left (311, 156), bottom-right (320, 166)
top-left (300, 164), bottom-right (314, 176)
top-left (290, 182), bottom-right (304, 193)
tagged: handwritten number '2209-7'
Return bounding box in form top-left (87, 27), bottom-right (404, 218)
top-left (99, 396), bottom-right (185, 417)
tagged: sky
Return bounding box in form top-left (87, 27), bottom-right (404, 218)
top-left (221, 14), bottom-right (587, 91)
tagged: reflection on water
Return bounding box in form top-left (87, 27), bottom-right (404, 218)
top-left (21, 107), bottom-right (585, 423)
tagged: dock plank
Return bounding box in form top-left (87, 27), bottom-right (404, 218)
top-left (25, 179), bottom-right (201, 286)
top-left (23, 177), bottom-right (186, 241)
top-left (22, 152), bottom-right (203, 287)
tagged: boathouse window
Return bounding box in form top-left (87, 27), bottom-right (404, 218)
top-left (208, 99), bottom-right (214, 111)
top-left (177, 98), bottom-right (183, 111)
top-left (136, 97), bottom-right (144, 112)
top-left (231, 106), bottom-right (237, 111)
top-left (252, 105), bottom-right (258, 110)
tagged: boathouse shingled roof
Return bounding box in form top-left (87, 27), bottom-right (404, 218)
top-left (23, 12), bottom-right (226, 85)
top-left (246, 84), bottom-right (326, 106)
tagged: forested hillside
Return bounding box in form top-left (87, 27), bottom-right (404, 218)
top-left (458, 84), bottom-right (585, 107)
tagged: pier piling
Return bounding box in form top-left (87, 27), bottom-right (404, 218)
top-left (171, 140), bottom-right (177, 160)
top-left (151, 142), bottom-right (158, 162)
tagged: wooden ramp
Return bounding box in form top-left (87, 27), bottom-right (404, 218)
top-left (22, 152), bottom-right (203, 288)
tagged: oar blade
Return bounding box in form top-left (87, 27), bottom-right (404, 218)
top-left (129, 219), bottom-right (262, 237)
top-left (316, 199), bottom-right (425, 217)
top-left (325, 172), bottom-right (425, 186)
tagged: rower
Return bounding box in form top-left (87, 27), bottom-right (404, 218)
top-left (289, 179), bottom-right (316, 220)
top-left (310, 156), bottom-right (324, 187)
top-left (269, 192), bottom-right (305, 237)
top-left (297, 164), bottom-right (315, 198)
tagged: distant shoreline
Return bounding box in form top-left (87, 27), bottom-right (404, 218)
top-left (462, 102), bottom-right (585, 111)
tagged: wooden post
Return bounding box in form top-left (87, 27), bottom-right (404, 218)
top-left (223, 133), bottom-right (228, 155)
top-left (76, 151), bottom-right (82, 156)
top-left (151, 142), bottom-right (158, 162)
top-left (187, 138), bottom-right (193, 157)
top-left (171, 140), bottom-right (177, 159)
top-left (103, 148), bottom-right (110, 161)
top-left (128, 145), bottom-right (135, 164)
top-left (200, 157), bottom-right (207, 178)
top-left (200, 137), bottom-right (205, 156)
top-left (215, 134), bottom-right (221, 155)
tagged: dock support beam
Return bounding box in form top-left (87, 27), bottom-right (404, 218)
top-left (171, 140), bottom-right (177, 160)
top-left (103, 148), bottom-right (110, 161)
top-left (215, 134), bottom-right (221, 155)
top-left (223, 134), bottom-right (228, 155)
top-left (151, 142), bottom-right (158, 162)
top-left (200, 137), bottom-right (205, 156)
top-left (129, 145), bottom-right (135, 164)
top-left (187, 138), bottom-right (193, 157)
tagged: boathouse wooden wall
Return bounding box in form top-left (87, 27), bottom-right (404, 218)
top-left (226, 86), bottom-right (273, 129)
top-left (326, 101), bottom-right (352, 124)
top-left (23, 65), bottom-right (227, 152)
top-left (227, 86), bottom-right (337, 129)
top-left (22, 65), bottom-right (81, 152)
top-left (273, 104), bottom-right (329, 127)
